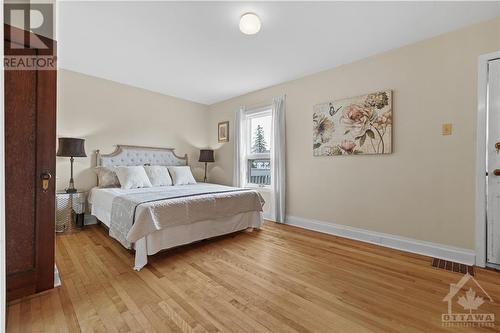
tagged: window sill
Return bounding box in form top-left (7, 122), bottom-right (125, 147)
top-left (243, 184), bottom-right (272, 192)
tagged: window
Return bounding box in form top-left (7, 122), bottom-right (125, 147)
top-left (245, 108), bottom-right (272, 187)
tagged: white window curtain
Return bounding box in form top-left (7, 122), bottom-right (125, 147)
top-left (271, 95), bottom-right (286, 223)
top-left (233, 106), bottom-right (246, 187)
top-left (234, 98), bottom-right (286, 222)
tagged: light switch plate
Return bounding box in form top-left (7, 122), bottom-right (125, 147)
top-left (442, 123), bottom-right (452, 136)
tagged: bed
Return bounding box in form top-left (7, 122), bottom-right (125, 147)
top-left (88, 145), bottom-right (264, 270)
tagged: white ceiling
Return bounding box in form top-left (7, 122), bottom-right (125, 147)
top-left (58, 1), bottom-right (500, 105)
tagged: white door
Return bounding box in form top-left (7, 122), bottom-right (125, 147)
top-left (487, 58), bottom-right (500, 265)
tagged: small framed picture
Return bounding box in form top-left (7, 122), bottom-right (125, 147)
top-left (218, 121), bottom-right (229, 143)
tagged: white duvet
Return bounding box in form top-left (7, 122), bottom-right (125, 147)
top-left (88, 184), bottom-right (265, 270)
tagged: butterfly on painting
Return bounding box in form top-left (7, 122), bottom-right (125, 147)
top-left (329, 103), bottom-right (342, 117)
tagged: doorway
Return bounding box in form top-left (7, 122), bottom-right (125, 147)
top-left (477, 51), bottom-right (500, 268)
top-left (487, 58), bottom-right (500, 267)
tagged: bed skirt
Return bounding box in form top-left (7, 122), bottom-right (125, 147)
top-left (134, 210), bottom-right (263, 269)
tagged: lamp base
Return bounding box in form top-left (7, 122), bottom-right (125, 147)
top-left (66, 176), bottom-right (77, 193)
top-left (203, 162), bottom-right (208, 183)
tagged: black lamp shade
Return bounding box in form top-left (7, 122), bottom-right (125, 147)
top-left (199, 149), bottom-right (214, 163)
top-left (56, 137), bottom-right (87, 157)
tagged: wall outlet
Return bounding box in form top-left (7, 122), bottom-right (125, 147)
top-left (442, 123), bottom-right (453, 135)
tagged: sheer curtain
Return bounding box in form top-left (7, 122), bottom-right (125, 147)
top-left (234, 99), bottom-right (286, 222)
top-left (233, 106), bottom-right (246, 187)
top-left (271, 95), bottom-right (286, 223)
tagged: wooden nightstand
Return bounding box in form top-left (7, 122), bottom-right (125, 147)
top-left (55, 191), bottom-right (87, 233)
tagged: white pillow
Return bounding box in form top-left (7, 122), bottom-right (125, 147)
top-left (115, 166), bottom-right (153, 189)
top-left (144, 165), bottom-right (172, 187)
top-left (168, 166), bottom-right (197, 185)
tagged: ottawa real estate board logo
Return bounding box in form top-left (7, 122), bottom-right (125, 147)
top-left (442, 273), bottom-right (495, 327)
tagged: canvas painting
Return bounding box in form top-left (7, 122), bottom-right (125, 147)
top-left (313, 90), bottom-right (392, 156)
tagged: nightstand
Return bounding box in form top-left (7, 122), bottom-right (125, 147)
top-left (55, 191), bottom-right (87, 233)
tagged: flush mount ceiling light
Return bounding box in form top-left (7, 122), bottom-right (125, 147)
top-left (239, 12), bottom-right (261, 35)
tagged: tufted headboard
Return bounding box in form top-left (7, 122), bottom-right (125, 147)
top-left (96, 145), bottom-right (188, 168)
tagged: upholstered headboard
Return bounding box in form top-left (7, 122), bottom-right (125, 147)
top-left (96, 145), bottom-right (188, 168)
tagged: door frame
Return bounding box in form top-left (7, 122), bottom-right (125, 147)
top-left (0, 3), bottom-right (4, 328)
top-left (475, 51), bottom-right (500, 267)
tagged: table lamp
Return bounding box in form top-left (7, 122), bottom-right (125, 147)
top-left (56, 137), bottom-right (87, 193)
top-left (199, 149), bottom-right (215, 183)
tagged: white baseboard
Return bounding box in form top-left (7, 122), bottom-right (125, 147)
top-left (263, 213), bottom-right (274, 222)
top-left (285, 216), bottom-right (476, 265)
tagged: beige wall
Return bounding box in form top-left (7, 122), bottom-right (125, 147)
top-left (207, 18), bottom-right (500, 250)
top-left (56, 70), bottom-right (209, 191)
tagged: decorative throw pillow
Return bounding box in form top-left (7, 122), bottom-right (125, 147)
top-left (144, 165), bottom-right (172, 187)
top-left (94, 166), bottom-right (120, 188)
top-left (167, 166), bottom-right (197, 185)
top-left (115, 166), bottom-right (153, 189)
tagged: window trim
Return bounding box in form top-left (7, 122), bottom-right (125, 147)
top-left (243, 106), bottom-right (272, 189)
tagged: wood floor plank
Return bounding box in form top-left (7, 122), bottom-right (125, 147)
top-left (7, 221), bottom-right (500, 332)
top-left (58, 283), bottom-right (82, 333)
top-left (190, 246), bottom-right (405, 333)
top-left (6, 302), bottom-right (20, 333)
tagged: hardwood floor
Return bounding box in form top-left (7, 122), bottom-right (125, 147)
top-left (7, 221), bottom-right (500, 332)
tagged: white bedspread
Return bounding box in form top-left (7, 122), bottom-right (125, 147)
top-left (110, 184), bottom-right (264, 248)
top-left (88, 184), bottom-right (265, 270)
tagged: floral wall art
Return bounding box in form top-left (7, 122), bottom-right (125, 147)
top-left (313, 90), bottom-right (392, 156)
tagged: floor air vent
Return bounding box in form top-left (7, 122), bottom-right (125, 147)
top-left (431, 258), bottom-right (474, 275)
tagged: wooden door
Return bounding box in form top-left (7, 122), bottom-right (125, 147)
top-left (4, 25), bottom-right (56, 301)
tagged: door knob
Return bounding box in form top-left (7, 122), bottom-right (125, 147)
top-left (40, 171), bottom-right (52, 191)
top-left (493, 169), bottom-right (500, 176)
top-left (496, 142), bottom-right (500, 151)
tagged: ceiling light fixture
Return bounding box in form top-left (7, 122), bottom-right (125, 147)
top-left (239, 12), bottom-right (261, 35)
